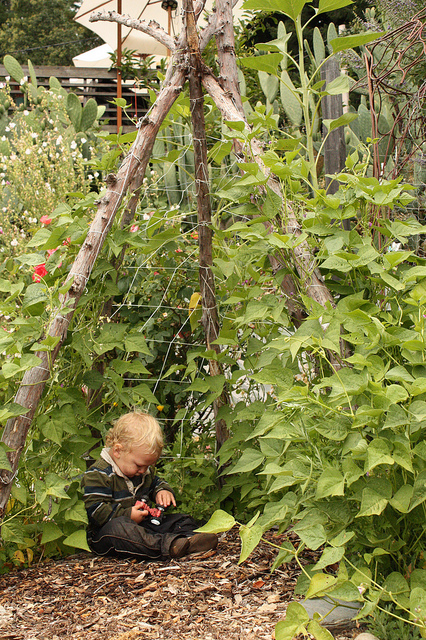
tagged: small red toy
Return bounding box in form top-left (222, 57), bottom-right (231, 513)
top-left (135, 500), bottom-right (162, 519)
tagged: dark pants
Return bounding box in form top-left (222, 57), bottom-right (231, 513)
top-left (87, 513), bottom-right (199, 560)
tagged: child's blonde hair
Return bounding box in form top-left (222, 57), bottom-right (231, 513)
top-left (105, 411), bottom-right (164, 455)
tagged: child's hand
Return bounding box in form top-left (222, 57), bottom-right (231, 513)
top-left (131, 504), bottom-right (148, 523)
top-left (155, 490), bottom-right (176, 508)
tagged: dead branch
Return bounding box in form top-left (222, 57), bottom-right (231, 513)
top-left (89, 10), bottom-right (176, 53)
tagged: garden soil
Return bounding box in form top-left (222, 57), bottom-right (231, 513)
top-left (0, 529), bottom-right (365, 640)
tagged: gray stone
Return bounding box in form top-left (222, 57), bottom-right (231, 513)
top-left (300, 597), bottom-right (362, 630)
top-left (353, 634), bottom-right (380, 640)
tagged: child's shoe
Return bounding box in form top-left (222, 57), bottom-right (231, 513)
top-left (187, 533), bottom-right (218, 554)
top-left (170, 536), bottom-right (190, 558)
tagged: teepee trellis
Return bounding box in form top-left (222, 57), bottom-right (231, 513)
top-left (0, 0), bottom-right (337, 518)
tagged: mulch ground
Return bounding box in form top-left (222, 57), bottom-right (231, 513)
top-left (0, 529), bottom-right (365, 640)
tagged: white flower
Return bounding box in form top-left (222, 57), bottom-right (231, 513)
top-left (5, 127), bottom-right (9, 132)
top-left (94, 171), bottom-right (99, 178)
top-left (80, 137), bottom-right (87, 144)
top-left (87, 174), bottom-right (93, 181)
top-left (23, 110), bottom-right (29, 116)
top-left (5, 76), bottom-right (10, 82)
top-left (31, 132), bottom-right (38, 139)
top-left (19, 76), bottom-right (28, 86)
top-left (56, 135), bottom-right (63, 146)
top-left (25, 148), bottom-right (31, 155)
top-left (9, 123), bottom-right (16, 129)
top-left (42, 141), bottom-right (47, 148)
top-left (10, 238), bottom-right (18, 246)
top-left (70, 140), bottom-right (77, 150)
top-left (1, 136), bottom-right (6, 141)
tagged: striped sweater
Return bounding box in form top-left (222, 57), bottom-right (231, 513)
top-left (81, 448), bottom-right (174, 532)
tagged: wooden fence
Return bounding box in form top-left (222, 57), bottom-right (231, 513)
top-left (0, 65), bottom-right (150, 131)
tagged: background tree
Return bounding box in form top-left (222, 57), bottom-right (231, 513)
top-left (0, 0), bottom-right (101, 65)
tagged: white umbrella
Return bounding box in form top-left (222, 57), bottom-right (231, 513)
top-left (74, 0), bottom-right (246, 129)
top-left (73, 43), bottom-right (114, 67)
top-left (75, 0), bottom-right (246, 57)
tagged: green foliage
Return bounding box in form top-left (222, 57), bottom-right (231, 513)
top-left (0, 9), bottom-right (425, 640)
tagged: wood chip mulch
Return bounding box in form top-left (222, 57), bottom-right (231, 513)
top-left (0, 529), bottom-right (363, 640)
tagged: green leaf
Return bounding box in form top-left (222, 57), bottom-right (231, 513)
top-left (131, 383), bottom-right (158, 404)
top-left (124, 333), bottom-right (151, 355)
top-left (40, 414), bottom-right (63, 446)
top-left (259, 70), bottom-right (279, 103)
top-left (324, 112), bottom-right (358, 132)
top-left (22, 283), bottom-right (48, 313)
top-left (408, 470), bottom-right (426, 512)
top-left (195, 509), bottom-right (236, 533)
top-left (82, 370), bottom-right (105, 391)
top-left (330, 32), bottom-right (385, 54)
top-left (41, 521), bottom-right (63, 544)
top-left (243, 0), bottom-right (307, 20)
top-left (67, 92), bottom-right (82, 130)
top-left (0, 444), bottom-right (12, 472)
top-left (80, 98), bottom-right (98, 132)
top-left (240, 54), bottom-right (283, 75)
top-left (410, 587), bottom-right (426, 622)
top-left (227, 448), bottom-right (265, 474)
top-left (314, 546), bottom-right (345, 571)
top-left (63, 530), bottom-right (90, 551)
top-left (389, 484), bottom-right (413, 513)
top-left (110, 359), bottom-right (150, 375)
top-left (382, 572), bottom-right (409, 600)
top-left (327, 580), bottom-right (362, 602)
top-left (365, 438), bottom-right (394, 472)
top-left (357, 488), bottom-right (389, 517)
top-left (323, 75), bottom-right (351, 96)
top-left (275, 601), bottom-right (309, 640)
top-left (317, 0), bottom-right (353, 15)
top-left (3, 55), bottom-right (24, 82)
top-left (305, 573), bottom-right (338, 598)
top-left (307, 620), bottom-right (335, 640)
top-left (316, 468), bottom-right (345, 498)
top-left (293, 523), bottom-right (327, 550)
top-left (239, 523), bottom-right (263, 563)
top-left (280, 69), bottom-right (302, 126)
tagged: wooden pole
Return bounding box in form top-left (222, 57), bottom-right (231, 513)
top-left (116, 0), bottom-right (122, 132)
top-left (184, 0), bottom-right (230, 450)
top-left (321, 57), bottom-right (346, 196)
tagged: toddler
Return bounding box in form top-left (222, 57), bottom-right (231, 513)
top-left (81, 411), bottom-right (218, 560)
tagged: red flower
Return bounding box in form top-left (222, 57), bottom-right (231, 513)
top-left (46, 248), bottom-right (57, 257)
top-left (190, 232), bottom-right (198, 240)
top-left (40, 215), bottom-right (52, 225)
top-left (62, 237), bottom-right (71, 246)
top-left (130, 224), bottom-right (139, 233)
top-left (32, 263), bottom-right (48, 282)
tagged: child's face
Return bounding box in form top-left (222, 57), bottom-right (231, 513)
top-left (111, 443), bottom-right (159, 478)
